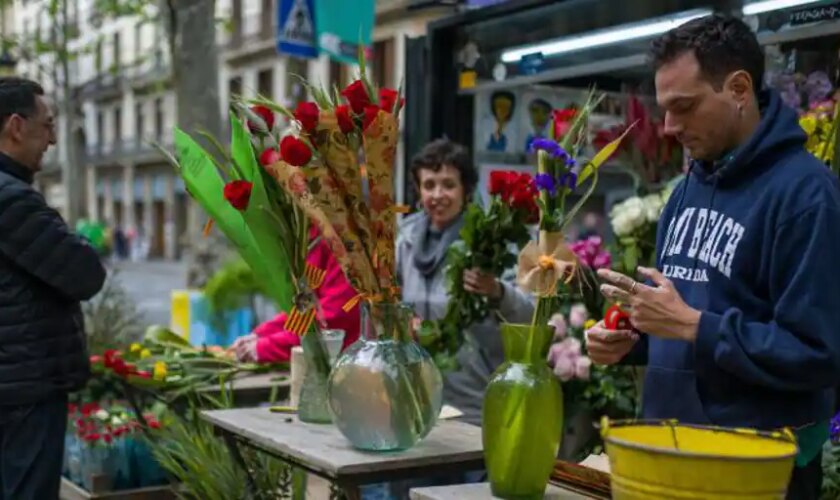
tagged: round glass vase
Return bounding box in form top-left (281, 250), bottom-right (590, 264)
top-left (298, 328), bottom-right (346, 424)
top-left (483, 323), bottom-right (564, 500)
top-left (328, 302), bottom-right (443, 451)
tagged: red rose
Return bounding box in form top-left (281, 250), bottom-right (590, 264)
top-left (247, 105), bottom-right (275, 134)
top-left (335, 105), bottom-right (355, 134)
top-left (294, 102), bottom-right (319, 134)
top-left (553, 108), bottom-right (576, 139)
top-left (280, 136), bottom-right (312, 167)
top-left (104, 433), bottom-right (113, 445)
top-left (489, 171), bottom-right (510, 197)
top-left (85, 433), bottom-right (101, 443)
top-left (68, 403), bottom-right (78, 414)
top-left (223, 180), bottom-right (253, 211)
top-left (379, 88), bottom-right (404, 114)
top-left (149, 420), bottom-right (161, 430)
top-left (363, 105), bottom-right (380, 132)
top-left (103, 349), bottom-right (120, 368)
top-left (259, 147), bottom-right (281, 166)
top-left (111, 358), bottom-right (128, 376)
top-left (135, 370), bottom-right (151, 379)
top-left (341, 80), bottom-right (371, 114)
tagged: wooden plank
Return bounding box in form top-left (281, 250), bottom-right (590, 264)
top-left (201, 407), bottom-right (484, 480)
top-left (409, 483), bottom-right (590, 500)
top-left (60, 478), bottom-right (176, 500)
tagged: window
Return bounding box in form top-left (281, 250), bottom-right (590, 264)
top-left (135, 102), bottom-right (144, 143)
top-left (114, 106), bottom-right (122, 144)
top-left (257, 68), bottom-right (273, 99)
top-left (154, 98), bottom-right (163, 139)
top-left (95, 40), bottom-right (103, 74)
top-left (96, 111), bottom-right (104, 146)
top-left (286, 58), bottom-right (307, 109)
top-left (134, 22), bottom-right (143, 63)
top-left (113, 32), bottom-right (121, 69)
top-left (372, 38), bottom-right (395, 89)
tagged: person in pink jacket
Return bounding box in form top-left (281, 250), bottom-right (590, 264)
top-left (232, 227), bottom-right (361, 363)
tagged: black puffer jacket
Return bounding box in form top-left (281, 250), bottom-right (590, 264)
top-left (0, 153), bottom-right (106, 406)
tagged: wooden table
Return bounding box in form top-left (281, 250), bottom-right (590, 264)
top-left (410, 483), bottom-right (591, 500)
top-left (201, 407), bottom-right (485, 499)
top-left (196, 372), bottom-right (289, 407)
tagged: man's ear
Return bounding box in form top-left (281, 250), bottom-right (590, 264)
top-left (3, 114), bottom-right (25, 142)
top-left (725, 70), bottom-right (753, 107)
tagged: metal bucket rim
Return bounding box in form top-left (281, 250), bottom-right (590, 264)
top-left (599, 418), bottom-right (798, 462)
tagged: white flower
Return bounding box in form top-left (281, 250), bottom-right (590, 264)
top-left (95, 409), bottom-right (109, 421)
top-left (610, 196), bottom-right (646, 236)
top-left (642, 193), bottom-right (665, 223)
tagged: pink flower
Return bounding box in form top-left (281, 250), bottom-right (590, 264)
top-left (548, 313), bottom-right (567, 340)
top-left (569, 304), bottom-right (588, 329)
top-left (574, 356), bottom-right (592, 380)
top-left (552, 353), bottom-right (577, 382)
top-left (570, 236), bottom-right (611, 270)
top-left (548, 338), bottom-right (588, 382)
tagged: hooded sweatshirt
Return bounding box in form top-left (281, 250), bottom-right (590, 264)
top-left (633, 90), bottom-right (840, 442)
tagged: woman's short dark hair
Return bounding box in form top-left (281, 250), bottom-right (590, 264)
top-left (410, 138), bottom-right (477, 196)
top-left (649, 14), bottom-right (764, 94)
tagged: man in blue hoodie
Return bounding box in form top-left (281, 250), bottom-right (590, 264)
top-left (587, 14), bottom-right (840, 499)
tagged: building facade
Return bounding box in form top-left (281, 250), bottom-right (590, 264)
top-left (13, 0), bottom-right (447, 260)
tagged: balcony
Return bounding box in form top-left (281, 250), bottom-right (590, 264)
top-left (77, 71), bottom-right (124, 102)
top-left (223, 11), bottom-right (275, 60)
top-left (84, 136), bottom-right (175, 166)
top-left (127, 56), bottom-right (171, 92)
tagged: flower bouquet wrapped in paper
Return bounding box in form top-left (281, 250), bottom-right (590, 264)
top-left (160, 94), bottom-right (335, 422)
top-left (249, 55), bottom-right (442, 451)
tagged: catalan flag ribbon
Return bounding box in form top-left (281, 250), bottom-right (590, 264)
top-left (286, 306), bottom-right (317, 336)
top-left (305, 262), bottom-right (326, 290)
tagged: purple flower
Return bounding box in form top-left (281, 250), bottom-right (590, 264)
top-left (559, 172), bottom-right (578, 191)
top-left (530, 138), bottom-right (569, 159)
top-left (534, 173), bottom-right (557, 194)
top-left (831, 412), bottom-right (840, 443)
top-left (805, 71), bottom-right (833, 107)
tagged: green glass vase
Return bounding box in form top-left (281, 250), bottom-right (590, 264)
top-left (483, 323), bottom-right (564, 500)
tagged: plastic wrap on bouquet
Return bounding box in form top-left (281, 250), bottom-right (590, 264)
top-left (328, 303), bottom-right (443, 451)
top-left (483, 324), bottom-right (564, 500)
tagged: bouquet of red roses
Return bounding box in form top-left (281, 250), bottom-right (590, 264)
top-left (420, 171), bottom-right (537, 370)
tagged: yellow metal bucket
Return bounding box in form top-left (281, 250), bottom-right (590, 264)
top-left (601, 417), bottom-right (797, 499)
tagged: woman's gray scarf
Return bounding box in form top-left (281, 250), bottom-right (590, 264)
top-left (411, 212), bottom-right (465, 278)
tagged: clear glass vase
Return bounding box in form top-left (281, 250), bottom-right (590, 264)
top-left (328, 302), bottom-right (443, 451)
top-left (483, 323), bottom-right (564, 500)
top-left (298, 329), bottom-right (345, 423)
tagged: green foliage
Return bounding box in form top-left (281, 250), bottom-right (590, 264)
top-left (823, 442), bottom-right (840, 500)
top-left (203, 258), bottom-right (265, 314)
top-left (421, 199), bottom-right (532, 371)
top-left (148, 387), bottom-right (293, 500)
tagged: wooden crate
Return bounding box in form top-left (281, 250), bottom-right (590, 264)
top-left (60, 477), bottom-right (176, 500)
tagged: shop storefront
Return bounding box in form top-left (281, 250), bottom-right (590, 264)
top-left (405, 0), bottom-right (840, 232)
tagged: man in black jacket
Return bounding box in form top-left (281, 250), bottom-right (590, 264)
top-left (0, 77), bottom-right (106, 498)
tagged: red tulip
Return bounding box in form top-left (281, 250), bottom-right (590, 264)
top-left (335, 105), bottom-right (355, 134)
top-left (223, 180), bottom-right (253, 211)
top-left (294, 102), bottom-right (319, 134)
top-left (363, 106), bottom-right (380, 132)
top-left (341, 80), bottom-right (371, 114)
top-left (279, 136), bottom-right (312, 167)
top-left (379, 88), bottom-right (404, 114)
top-left (247, 105), bottom-right (275, 133)
top-left (259, 147), bottom-right (281, 166)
